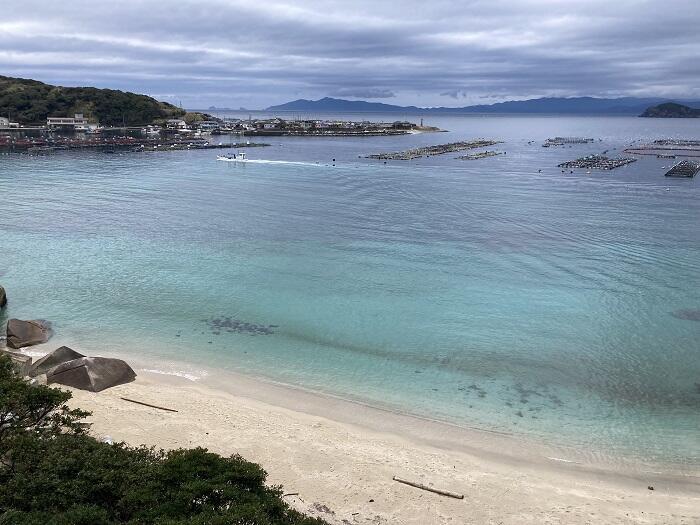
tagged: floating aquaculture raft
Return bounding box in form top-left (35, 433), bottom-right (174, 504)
top-left (623, 139), bottom-right (700, 158)
top-left (664, 160), bottom-right (700, 178)
top-left (457, 151), bottom-right (503, 160)
top-left (543, 137), bottom-right (594, 147)
top-left (367, 140), bottom-right (500, 160)
top-left (558, 154), bottom-right (636, 170)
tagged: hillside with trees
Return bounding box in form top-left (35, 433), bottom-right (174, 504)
top-left (0, 76), bottom-right (185, 126)
top-left (640, 102), bottom-right (700, 118)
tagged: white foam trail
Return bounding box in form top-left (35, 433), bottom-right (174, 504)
top-left (219, 158), bottom-right (329, 167)
top-left (142, 368), bottom-right (208, 382)
top-left (246, 159), bottom-right (328, 167)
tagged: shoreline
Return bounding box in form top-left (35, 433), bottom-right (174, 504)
top-left (144, 357), bottom-right (694, 476)
top-left (19, 340), bottom-right (700, 477)
top-left (15, 342), bottom-right (700, 523)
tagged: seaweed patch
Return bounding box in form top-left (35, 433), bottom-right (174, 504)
top-left (203, 316), bottom-right (278, 336)
top-left (671, 309), bottom-right (700, 322)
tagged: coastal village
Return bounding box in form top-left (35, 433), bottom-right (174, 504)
top-left (0, 112), bottom-right (440, 154)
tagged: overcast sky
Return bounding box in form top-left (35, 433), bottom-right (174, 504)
top-left (1, 0), bottom-right (699, 108)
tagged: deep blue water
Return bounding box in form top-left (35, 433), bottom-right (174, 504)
top-left (1, 115), bottom-right (699, 467)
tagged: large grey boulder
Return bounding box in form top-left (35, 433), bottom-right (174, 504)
top-left (30, 346), bottom-right (85, 377)
top-left (6, 319), bottom-right (52, 349)
top-left (0, 349), bottom-right (32, 376)
top-left (0, 285), bottom-right (6, 308)
top-left (47, 357), bottom-right (136, 392)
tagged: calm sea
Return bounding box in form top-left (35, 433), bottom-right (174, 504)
top-left (1, 114), bottom-right (698, 468)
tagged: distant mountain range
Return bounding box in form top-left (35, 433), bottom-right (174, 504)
top-left (266, 96), bottom-right (700, 115)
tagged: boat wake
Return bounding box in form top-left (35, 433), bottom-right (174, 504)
top-left (217, 156), bottom-right (328, 167)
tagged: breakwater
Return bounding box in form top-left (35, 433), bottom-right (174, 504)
top-left (0, 136), bottom-right (269, 154)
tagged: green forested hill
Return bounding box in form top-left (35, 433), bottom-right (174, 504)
top-left (0, 76), bottom-right (185, 126)
top-left (640, 102), bottom-right (700, 118)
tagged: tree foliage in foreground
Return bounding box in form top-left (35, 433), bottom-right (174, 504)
top-left (0, 356), bottom-right (327, 524)
top-left (0, 356), bottom-right (88, 452)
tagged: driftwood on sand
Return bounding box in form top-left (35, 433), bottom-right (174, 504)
top-left (392, 476), bottom-right (464, 499)
top-left (120, 397), bottom-right (178, 412)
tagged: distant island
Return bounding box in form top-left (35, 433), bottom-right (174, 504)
top-left (267, 96), bottom-right (700, 115)
top-left (640, 102), bottom-right (700, 118)
top-left (0, 75), bottom-right (185, 126)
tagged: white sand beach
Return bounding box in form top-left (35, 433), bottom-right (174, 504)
top-left (61, 366), bottom-right (700, 525)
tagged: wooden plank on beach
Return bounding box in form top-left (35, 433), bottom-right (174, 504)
top-left (120, 397), bottom-right (178, 412)
top-left (392, 476), bottom-right (464, 499)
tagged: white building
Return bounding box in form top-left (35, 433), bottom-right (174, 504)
top-left (47, 113), bottom-right (91, 129)
top-left (0, 117), bottom-right (19, 128)
top-left (165, 119), bottom-right (188, 130)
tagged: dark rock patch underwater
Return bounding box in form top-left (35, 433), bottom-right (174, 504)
top-left (203, 316), bottom-right (278, 336)
top-left (671, 309), bottom-right (700, 321)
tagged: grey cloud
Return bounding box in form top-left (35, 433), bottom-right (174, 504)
top-left (330, 88), bottom-right (396, 99)
top-left (440, 90), bottom-right (469, 99)
top-left (0, 0), bottom-right (699, 108)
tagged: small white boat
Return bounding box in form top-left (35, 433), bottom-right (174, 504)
top-left (216, 151), bottom-right (247, 162)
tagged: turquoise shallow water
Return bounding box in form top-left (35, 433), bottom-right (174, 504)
top-left (1, 115), bottom-right (699, 467)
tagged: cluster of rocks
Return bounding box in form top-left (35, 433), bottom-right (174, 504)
top-left (0, 286), bottom-right (136, 392)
